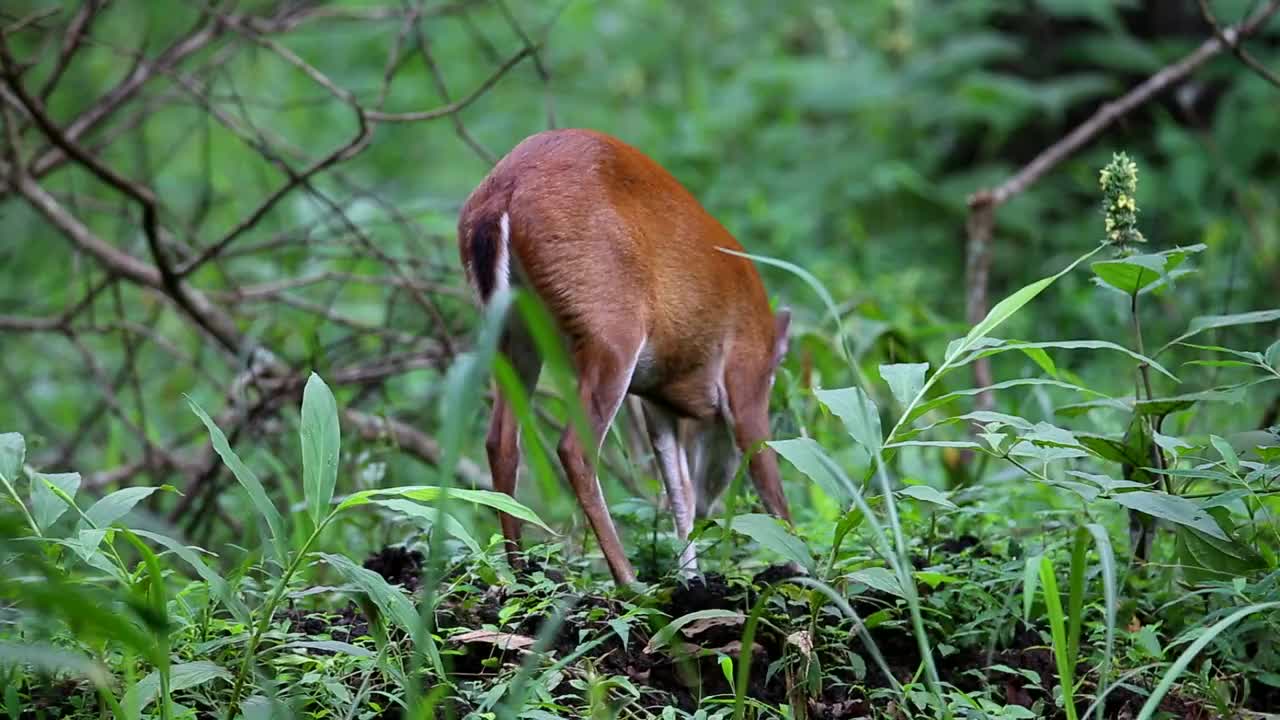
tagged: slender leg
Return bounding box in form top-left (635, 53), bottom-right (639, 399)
top-left (725, 377), bottom-right (791, 523)
top-left (687, 417), bottom-right (741, 519)
top-left (557, 338), bottom-right (642, 585)
top-left (642, 401), bottom-right (699, 575)
top-left (485, 328), bottom-right (542, 563)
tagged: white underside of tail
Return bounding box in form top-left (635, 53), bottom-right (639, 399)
top-left (494, 212), bottom-right (512, 294)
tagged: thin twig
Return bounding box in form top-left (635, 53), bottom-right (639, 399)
top-left (1199, 0), bottom-right (1280, 89)
top-left (37, 0), bottom-right (106, 101)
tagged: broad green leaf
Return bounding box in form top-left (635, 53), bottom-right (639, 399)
top-left (1152, 432), bottom-right (1193, 455)
top-left (241, 696), bottom-right (283, 720)
top-left (768, 437), bottom-right (855, 504)
top-left (906, 378), bottom-right (1101, 425)
top-left (301, 373), bottom-right (341, 525)
top-left (1020, 346), bottom-right (1058, 376)
top-left (914, 571), bottom-right (963, 588)
top-left (31, 472), bottom-right (79, 531)
top-left (188, 397), bottom-right (288, 564)
top-left (1133, 398), bottom-right (1194, 417)
top-left (132, 530), bottom-right (248, 622)
top-left (1176, 343), bottom-right (1267, 364)
top-left (1181, 360), bottom-right (1259, 369)
top-left (0, 433), bottom-right (22, 486)
top-left (1226, 430), bottom-right (1280, 460)
top-left (879, 363), bottom-right (929, 406)
top-left (279, 640), bottom-right (374, 658)
top-left (816, 386), bottom-right (882, 453)
top-left (607, 618), bottom-right (630, 650)
top-left (885, 440), bottom-right (984, 451)
top-left (849, 566), bottom-right (904, 598)
top-left (728, 513), bottom-right (814, 574)
top-left (644, 609), bottom-right (743, 653)
top-left (0, 434), bottom-right (30, 535)
top-left (1022, 422), bottom-right (1086, 451)
top-left (1159, 308), bottom-right (1280, 356)
top-left (897, 485), bottom-right (957, 510)
top-left (1175, 527), bottom-right (1266, 580)
top-left (962, 340), bottom-right (1177, 381)
top-left (0, 564), bottom-right (159, 661)
top-left (1209, 435), bottom-right (1239, 472)
top-left (316, 552), bottom-right (419, 633)
top-left (68, 529), bottom-right (110, 561)
top-left (1266, 339), bottom-right (1280, 369)
top-left (122, 661), bottom-right (231, 713)
top-left (339, 485), bottom-right (552, 533)
top-left (1076, 433), bottom-right (1143, 466)
top-left (1092, 245), bottom-right (1203, 296)
top-left (0, 641), bottom-right (109, 686)
top-left (1065, 471), bottom-right (1146, 493)
top-left (1111, 491), bottom-right (1227, 540)
top-left (84, 486), bottom-right (164, 528)
top-left (371, 497), bottom-right (481, 554)
top-left (1091, 254), bottom-right (1168, 294)
top-left (894, 410), bottom-right (1034, 443)
top-left (1044, 480), bottom-right (1100, 502)
top-left (1054, 398), bottom-right (1133, 417)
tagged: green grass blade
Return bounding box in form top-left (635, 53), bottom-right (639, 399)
top-left (132, 529), bottom-right (250, 624)
top-left (187, 397), bottom-right (288, 566)
top-left (1084, 524), bottom-right (1117, 720)
top-left (733, 586), bottom-right (777, 720)
top-left (338, 485), bottom-right (551, 532)
top-left (787, 576), bottom-right (902, 696)
top-left (1067, 528), bottom-right (1088, 661)
top-left (1136, 602), bottom-right (1280, 720)
top-left (956, 246), bottom-right (1102, 362)
top-left (120, 529), bottom-right (172, 720)
top-left (1023, 554), bottom-right (1042, 623)
top-left (1157, 308), bottom-right (1280, 357)
top-left (1039, 556), bottom-right (1078, 720)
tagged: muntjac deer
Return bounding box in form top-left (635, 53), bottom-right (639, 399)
top-left (458, 129), bottom-right (791, 585)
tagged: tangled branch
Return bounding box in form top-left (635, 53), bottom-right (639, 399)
top-left (0, 1), bottom-right (536, 536)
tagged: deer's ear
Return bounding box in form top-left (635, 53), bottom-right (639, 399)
top-left (772, 308), bottom-right (791, 369)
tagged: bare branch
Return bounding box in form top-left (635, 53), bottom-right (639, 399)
top-left (3, 0), bottom-right (507, 518)
top-left (38, 0), bottom-right (107, 101)
top-left (364, 46), bottom-right (533, 122)
top-left (975, 0), bottom-right (1280, 211)
top-left (496, 0), bottom-right (556, 128)
top-left (0, 313), bottom-right (62, 332)
top-left (1199, 0), bottom-right (1280, 90)
top-left (411, 14), bottom-right (496, 164)
top-left (1, 8), bottom-right (61, 38)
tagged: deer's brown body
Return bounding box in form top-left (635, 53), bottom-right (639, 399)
top-left (458, 129), bottom-right (790, 584)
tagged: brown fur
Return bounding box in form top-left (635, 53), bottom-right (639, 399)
top-left (459, 129), bottom-right (791, 584)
